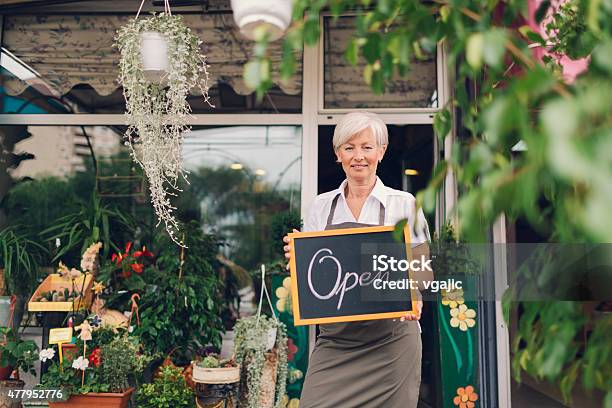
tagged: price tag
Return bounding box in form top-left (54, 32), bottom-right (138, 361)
top-left (49, 328), bottom-right (73, 370)
top-left (49, 328), bottom-right (72, 345)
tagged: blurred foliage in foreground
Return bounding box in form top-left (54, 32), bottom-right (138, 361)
top-left (244, 0), bottom-right (612, 405)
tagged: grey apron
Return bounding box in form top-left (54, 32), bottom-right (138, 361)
top-left (299, 194), bottom-right (422, 408)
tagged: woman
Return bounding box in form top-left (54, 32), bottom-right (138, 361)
top-left (283, 111), bottom-right (431, 408)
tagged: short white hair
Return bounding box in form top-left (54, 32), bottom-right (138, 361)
top-left (333, 111), bottom-right (388, 151)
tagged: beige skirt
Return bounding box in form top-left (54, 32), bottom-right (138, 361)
top-left (299, 319), bottom-right (422, 408)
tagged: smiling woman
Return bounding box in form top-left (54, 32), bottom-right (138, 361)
top-left (285, 111), bottom-right (431, 408)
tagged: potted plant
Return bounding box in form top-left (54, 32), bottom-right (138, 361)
top-left (133, 222), bottom-right (225, 364)
top-left (0, 327), bottom-right (38, 380)
top-left (28, 242), bottom-right (103, 314)
top-left (115, 12), bottom-right (213, 246)
top-left (230, 0), bottom-right (295, 41)
top-left (40, 323), bottom-right (153, 408)
top-left (234, 314), bottom-right (288, 408)
top-left (136, 365), bottom-right (194, 408)
top-left (0, 227), bottom-right (48, 327)
top-left (192, 353), bottom-right (240, 384)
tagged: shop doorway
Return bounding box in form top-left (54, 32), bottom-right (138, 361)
top-left (316, 123), bottom-right (439, 407)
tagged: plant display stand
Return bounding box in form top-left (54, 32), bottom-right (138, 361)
top-left (194, 383), bottom-right (239, 408)
top-left (193, 362), bottom-right (240, 408)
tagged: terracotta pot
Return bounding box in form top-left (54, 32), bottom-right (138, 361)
top-left (48, 387), bottom-right (134, 408)
top-left (61, 343), bottom-right (79, 363)
top-left (0, 365), bottom-right (13, 381)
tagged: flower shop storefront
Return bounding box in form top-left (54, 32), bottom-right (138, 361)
top-left (0, 1), bottom-right (529, 407)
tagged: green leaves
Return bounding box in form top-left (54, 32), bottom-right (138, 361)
top-left (244, 59), bottom-right (272, 96)
top-left (466, 29), bottom-right (507, 70)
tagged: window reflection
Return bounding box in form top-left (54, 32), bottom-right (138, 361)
top-left (183, 126), bottom-right (302, 270)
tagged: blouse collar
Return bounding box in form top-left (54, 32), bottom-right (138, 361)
top-left (337, 177), bottom-right (387, 207)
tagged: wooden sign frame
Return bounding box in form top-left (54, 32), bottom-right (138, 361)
top-left (288, 224), bottom-right (419, 326)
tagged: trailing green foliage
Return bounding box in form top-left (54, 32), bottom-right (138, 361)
top-left (234, 314), bottom-right (288, 408)
top-left (245, 0), bottom-right (612, 403)
top-left (115, 12), bottom-right (212, 246)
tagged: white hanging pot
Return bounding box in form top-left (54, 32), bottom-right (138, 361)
top-left (264, 327), bottom-right (277, 351)
top-left (230, 0), bottom-right (294, 42)
top-left (139, 31), bottom-right (169, 82)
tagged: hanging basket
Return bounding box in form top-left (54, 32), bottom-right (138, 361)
top-left (230, 0), bottom-right (294, 41)
top-left (139, 31), bottom-right (169, 82)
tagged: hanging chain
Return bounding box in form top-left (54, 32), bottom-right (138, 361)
top-left (136, 0), bottom-right (172, 19)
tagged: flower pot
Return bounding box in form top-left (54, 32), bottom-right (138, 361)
top-left (246, 327), bottom-right (277, 351)
top-left (192, 363), bottom-right (241, 384)
top-left (0, 379), bottom-right (24, 408)
top-left (48, 387), bottom-right (134, 408)
top-left (139, 31), bottom-right (169, 82)
top-left (264, 327), bottom-right (277, 350)
top-left (230, 0), bottom-right (294, 41)
top-left (0, 365), bottom-right (14, 381)
top-left (0, 296), bottom-right (11, 327)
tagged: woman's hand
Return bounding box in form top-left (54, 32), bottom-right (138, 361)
top-left (399, 300), bottom-right (422, 322)
top-left (283, 229), bottom-right (299, 270)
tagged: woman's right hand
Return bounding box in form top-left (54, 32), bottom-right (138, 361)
top-left (283, 229), bottom-right (299, 269)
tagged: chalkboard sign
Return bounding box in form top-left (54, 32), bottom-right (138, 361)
top-left (288, 225), bottom-right (420, 326)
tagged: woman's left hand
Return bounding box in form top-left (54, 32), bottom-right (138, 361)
top-left (399, 300), bottom-right (422, 322)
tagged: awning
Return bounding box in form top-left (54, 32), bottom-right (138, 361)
top-left (1, 12), bottom-right (302, 97)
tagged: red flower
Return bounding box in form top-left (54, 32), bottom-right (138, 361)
top-left (121, 270), bottom-right (132, 279)
top-left (88, 348), bottom-right (102, 367)
top-left (287, 338), bottom-right (298, 362)
top-left (125, 242), bottom-right (132, 253)
top-left (131, 263), bottom-right (144, 274)
top-left (134, 246), bottom-right (154, 258)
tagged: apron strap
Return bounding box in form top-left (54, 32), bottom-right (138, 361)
top-left (378, 201), bottom-right (385, 225)
top-left (325, 194), bottom-right (340, 228)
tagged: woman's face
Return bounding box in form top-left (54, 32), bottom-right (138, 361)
top-left (335, 127), bottom-right (386, 182)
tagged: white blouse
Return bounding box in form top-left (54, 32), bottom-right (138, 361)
top-left (303, 177), bottom-right (431, 244)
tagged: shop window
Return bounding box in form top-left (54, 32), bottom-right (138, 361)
top-left (322, 15), bottom-right (438, 110)
top-left (1, 124), bottom-right (302, 272)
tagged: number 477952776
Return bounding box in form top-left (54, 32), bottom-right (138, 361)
top-left (7, 389), bottom-right (63, 400)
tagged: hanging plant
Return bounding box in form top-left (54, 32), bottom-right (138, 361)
top-left (234, 314), bottom-right (288, 408)
top-left (115, 8), bottom-right (212, 247)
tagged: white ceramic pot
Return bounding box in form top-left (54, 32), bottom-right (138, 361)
top-left (139, 31), bottom-right (169, 82)
top-left (230, 0), bottom-right (294, 41)
top-left (264, 327), bottom-right (277, 351)
top-left (192, 363), bottom-right (241, 384)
